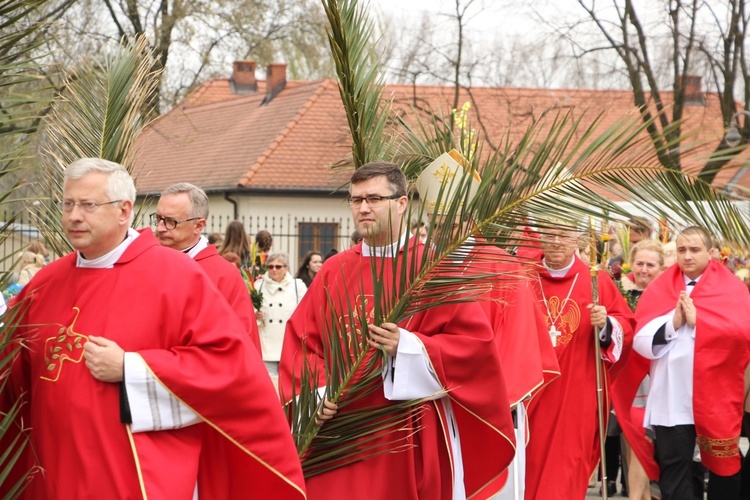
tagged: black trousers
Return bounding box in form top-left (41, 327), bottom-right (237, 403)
top-left (654, 424), bottom-right (741, 500)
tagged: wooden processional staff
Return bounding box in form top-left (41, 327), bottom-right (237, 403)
top-left (589, 220), bottom-right (608, 500)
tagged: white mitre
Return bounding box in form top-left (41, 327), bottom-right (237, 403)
top-left (414, 149), bottom-right (481, 215)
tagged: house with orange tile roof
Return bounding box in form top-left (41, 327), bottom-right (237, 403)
top-left (132, 61), bottom-right (743, 266)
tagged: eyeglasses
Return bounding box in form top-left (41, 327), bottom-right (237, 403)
top-left (347, 194), bottom-right (401, 207)
top-left (267, 264), bottom-right (287, 270)
top-left (59, 200), bottom-right (122, 213)
top-left (149, 213), bottom-right (202, 230)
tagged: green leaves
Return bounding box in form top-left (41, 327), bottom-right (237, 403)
top-left (32, 35), bottom-right (161, 256)
top-left (294, 0), bottom-right (750, 481)
top-left (322, 0), bottom-right (398, 168)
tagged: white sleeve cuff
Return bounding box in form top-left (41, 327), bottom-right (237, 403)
top-left (633, 313), bottom-right (674, 359)
top-left (124, 352), bottom-right (201, 433)
top-left (601, 317), bottom-right (623, 362)
top-left (383, 329), bottom-right (443, 401)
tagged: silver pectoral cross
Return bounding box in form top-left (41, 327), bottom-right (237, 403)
top-left (549, 326), bottom-right (561, 347)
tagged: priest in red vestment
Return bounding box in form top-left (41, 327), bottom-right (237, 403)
top-left (623, 226), bottom-right (750, 499)
top-left (155, 182), bottom-right (260, 352)
top-left (1, 159), bottom-right (304, 499)
top-left (280, 162), bottom-right (515, 500)
top-left (415, 150), bottom-right (560, 498)
top-left (524, 225), bottom-right (634, 499)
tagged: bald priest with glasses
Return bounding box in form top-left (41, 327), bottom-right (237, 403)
top-left (1, 159), bottom-right (305, 499)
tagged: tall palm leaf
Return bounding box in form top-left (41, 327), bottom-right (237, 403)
top-left (0, 1), bottom-right (57, 495)
top-left (32, 35), bottom-right (160, 255)
top-left (322, 0), bottom-right (398, 168)
top-left (289, 0), bottom-right (750, 479)
top-left (1, 34), bottom-right (161, 495)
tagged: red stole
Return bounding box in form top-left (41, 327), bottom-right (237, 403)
top-left (616, 260), bottom-right (750, 476)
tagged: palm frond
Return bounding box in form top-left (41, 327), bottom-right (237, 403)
top-left (291, 0), bottom-right (750, 480)
top-left (0, 3), bottom-right (54, 493)
top-left (32, 35), bottom-right (161, 255)
top-left (322, 0), bottom-right (398, 168)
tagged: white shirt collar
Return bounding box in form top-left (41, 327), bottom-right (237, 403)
top-left (684, 274), bottom-right (702, 286)
top-left (184, 235), bottom-right (208, 259)
top-left (77, 228), bottom-right (140, 269)
top-left (361, 231), bottom-right (411, 258)
top-left (543, 257), bottom-right (575, 277)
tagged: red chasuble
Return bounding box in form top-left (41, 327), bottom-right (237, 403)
top-left (3, 230), bottom-right (304, 499)
top-left (525, 256), bottom-right (634, 499)
top-left (614, 260), bottom-right (750, 477)
top-left (194, 244), bottom-right (261, 352)
top-left (467, 243), bottom-right (560, 406)
top-left (279, 238), bottom-right (516, 500)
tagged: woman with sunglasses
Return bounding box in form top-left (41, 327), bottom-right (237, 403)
top-left (254, 252), bottom-right (307, 383)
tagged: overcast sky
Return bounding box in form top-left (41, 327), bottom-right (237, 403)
top-left (369, 0), bottom-right (535, 40)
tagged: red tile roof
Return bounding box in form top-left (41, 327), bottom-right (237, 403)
top-left (132, 76), bottom-right (746, 196)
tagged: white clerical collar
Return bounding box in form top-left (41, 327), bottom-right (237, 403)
top-left (77, 228), bottom-right (140, 269)
top-left (361, 231), bottom-right (411, 258)
top-left (543, 257), bottom-right (575, 277)
top-left (184, 235), bottom-right (208, 259)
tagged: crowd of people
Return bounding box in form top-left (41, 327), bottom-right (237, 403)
top-left (2, 155), bottom-right (750, 500)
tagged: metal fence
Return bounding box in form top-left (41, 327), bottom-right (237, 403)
top-left (1, 211), bottom-right (357, 273)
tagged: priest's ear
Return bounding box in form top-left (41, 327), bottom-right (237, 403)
top-left (119, 199), bottom-right (134, 227)
top-left (194, 217), bottom-right (206, 235)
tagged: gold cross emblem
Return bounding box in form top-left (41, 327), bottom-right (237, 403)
top-left (41, 307), bottom-right (89, 382)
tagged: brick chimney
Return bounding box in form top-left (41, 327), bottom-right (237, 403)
top-left (681, 75), bottom-right (705, 106)
top-left (263, 63), bottom-right (287, 104)
top-left (231, 60), bottom-right (257, 94)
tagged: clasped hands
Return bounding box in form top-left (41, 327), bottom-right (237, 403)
top-left (672, 291), bottom-right (696, 329)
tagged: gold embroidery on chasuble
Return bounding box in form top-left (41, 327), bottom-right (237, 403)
top-left (335, 294), bottom-right (376, 352)
top-left (539, 296), bottom-right (581, 346)
top-left (40, 307), bottom-right (89, 382)
top-left (697, 434), bottom-right (741, 459)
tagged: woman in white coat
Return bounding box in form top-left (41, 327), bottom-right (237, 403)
top-left (254, 252), bottom-right (307, 375)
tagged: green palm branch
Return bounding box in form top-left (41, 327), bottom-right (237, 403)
top-left (0, 1), bottom-right (59, 495)
top-left (1, 34), bottom-right (161, 495)
top-left (288, 0), bottom-right (750, 480)
top-left (0, 300), bottom-right (40, 498)
top-left (31, 35), bottom-right (161, 255)
top-left (322, 0), bottom-right (399, 168)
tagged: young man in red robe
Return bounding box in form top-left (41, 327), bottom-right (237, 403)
top-left (279, 162), bottom-right (516, 500)
top-left (625, 226), bottom-right (750, 499)
top-left (155, 182), bottom-right (261, 352)
top-left (2, 159), bottom-right (304, 499)
top-left (524, 225), bottom-right (634, 499)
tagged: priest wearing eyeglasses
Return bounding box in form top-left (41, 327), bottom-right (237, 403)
top-left (279, 161), bottom-right (515, 500)
top-left (1, 158), bottom-right (305, 499)
top-left (524, 223), bottom-right (634, 499)
top-left (154, 182), bottom-right (260, 352)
